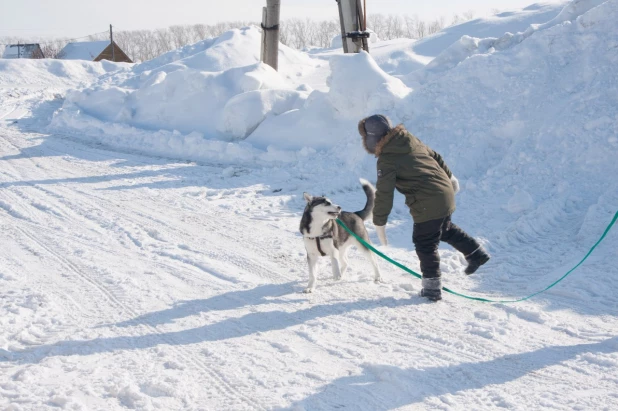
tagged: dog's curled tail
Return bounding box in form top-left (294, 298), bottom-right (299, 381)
top-left (356, 178), bottom-right (376, 221)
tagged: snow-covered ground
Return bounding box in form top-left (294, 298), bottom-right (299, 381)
top-left (1, 1), bottom-right (618, 409)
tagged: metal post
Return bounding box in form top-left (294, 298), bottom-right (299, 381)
top-left (110, 24), bottom-right (115, 61)
top-left (337, 0), bottom-right (367, 53)
top-left (260, 7), bottom-right (267, 62)
top-left (262, 0), bottom-right (280, 71)
top-left (336, 0), bottom-right (348, 53)
top-left (356, 0), bottom-right (369, 52)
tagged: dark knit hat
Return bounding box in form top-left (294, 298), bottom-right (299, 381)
top-left (358, 114), bottom-right (393, 154)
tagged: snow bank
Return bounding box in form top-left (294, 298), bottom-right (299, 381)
top-left (409, 1), bottom-right (567, 60)
top-left (249, 0), bottom-right (618, 252)
top-left (135, 27), bottom-right (314, 75)
top-left (247, 51), bottom-right (410, 150)
top-left (0, 59), bottom-right (127, 89)
top-left (50, 4), bottom-right (570, 148)
top-left (50, 48), bottom-right (411, 164)
top-left (50, 108), bottom-right (306, 165)
top-left (315, 3), bottom-right (567, 79)
top-left (49, 0), bottom-right (618, 208)
top-left (382, 0), bottom-right (618, 261)
top-left (52, 26), bottom-right (317, 143)
top-left (60, 62), bottom-right (305, 139)
top-left (327, 52), bottom-right (409, 119)
top-left (405, 0), bottom-right (597, 85)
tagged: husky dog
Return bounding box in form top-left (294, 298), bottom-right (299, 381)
top-left (300, 179), bottom-right (382, 293)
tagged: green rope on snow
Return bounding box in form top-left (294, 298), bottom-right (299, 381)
top-left (336, 210), bottom-right (618, 303)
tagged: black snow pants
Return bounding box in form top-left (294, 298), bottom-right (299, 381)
top-left (413, 215), bottom-right (480, 279)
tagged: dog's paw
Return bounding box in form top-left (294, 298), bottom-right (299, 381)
top-left (333, 275), bottom-right (342, 281)
top-left (303, 288), bottom-right (314, 294)
top-left (374, 277), bottom-right (383, 284)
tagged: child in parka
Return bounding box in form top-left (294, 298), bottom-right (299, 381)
top-left (358, 114), bottom-right (490, 301)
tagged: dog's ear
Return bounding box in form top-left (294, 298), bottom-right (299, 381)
top-left (303, 192), bottom-right (313, 203)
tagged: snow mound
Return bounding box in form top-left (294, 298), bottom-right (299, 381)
top-left (406, 0), bottom-right (600, 85)
top-left (382, 0), bottom-right (618, 284)
top-left (222, 89), bottom-right (308, 139)
top-left (53, 26), bottom-right (320, 142)
top-left (58, 62), bottom-right (302, 139)
top-left (309, 2), bottom-right (566, 80)
top-left (48, 0), bottom-right (618, 207)
top-left (247, 51), bottom-right (410, 150)
top-left (327, 51), bottom-right (409, 119)
top-left (0, 59), bottom-right (127, 89)
top-left (136, 28), bottom-right (266, 73)
top-left (133, 26), bottom-right (316, 80)
top-left (132, 38), bottom-right (218, 73)
top-left (410, 1), bottom-right (567, 60)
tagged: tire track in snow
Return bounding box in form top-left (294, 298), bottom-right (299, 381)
top-left (0, 133), bottom-right (492, 390)
top-left (121, 194), bottom-right (495, 368)
top-left (2, 150), bottom-right (438, 407)
top-left (13, 224), bottom-right (268, 411)
top-left (1, 130), bottom-right (270, 409)
top-left (3, 126), bottom-right (595, 408)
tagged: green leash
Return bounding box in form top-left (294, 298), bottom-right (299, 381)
top-left (336, 210), bottom-right (618, 303)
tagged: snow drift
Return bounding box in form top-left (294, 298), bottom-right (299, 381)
top-left (0, 59), bottom-right (127, 89)
top-left (248, 51), bottom-right (410, 150)
top-left (49, 0), bottom-right (618, 229)
top-left (52, 26), bottom-right (317, 143)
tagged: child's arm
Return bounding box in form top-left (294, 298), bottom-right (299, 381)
top-left (373, 158), bottom-right (397, 227)
top-left (427, 148), bottom-right (453, 178)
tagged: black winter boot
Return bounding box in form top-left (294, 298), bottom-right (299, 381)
top-left (465, 248), bottom-right (490, 275)
top-left (420, 277), bottom-right (442, 301)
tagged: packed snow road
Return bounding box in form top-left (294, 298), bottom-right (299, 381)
top-left (2, 2), bottom-right (618, 405)
top-left (1, 117), bottom-right (617, 410)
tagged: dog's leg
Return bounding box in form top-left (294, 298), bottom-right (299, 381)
top-left (339, 246), bottom-right (349, 278)
top-left (331, 249), bottom-right (342, 281)
top-left (304, 254), bottom-right (319, 293)
top-left (359, 245), bottom-right (382, 283)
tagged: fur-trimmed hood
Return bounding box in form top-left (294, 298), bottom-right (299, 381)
top-left (359, 123), bottom-right (407, 157)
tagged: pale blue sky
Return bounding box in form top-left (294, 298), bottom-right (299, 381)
top-left (0, 0), bottom-right (560, 38)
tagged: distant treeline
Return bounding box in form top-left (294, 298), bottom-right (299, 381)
top-left (1, 11), bottom-right (477, 63)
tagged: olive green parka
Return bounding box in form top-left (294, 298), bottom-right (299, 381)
top-left (360, 123), bottom-right (456, 225)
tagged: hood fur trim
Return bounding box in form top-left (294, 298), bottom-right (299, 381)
top-left (374, 124), bottom-right (405, 157)
top-left (358, 119), bottom-right (372, 154)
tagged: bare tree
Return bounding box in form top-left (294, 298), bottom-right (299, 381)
top-left (413, 19), bottom-right (427, 39)
top-left (427, 16), bottom-right (446, 36)
top-left (193, 24), bottom-right (209, 42)
top-left (368, 14), bottom-right (386, 39)
top-left (315, 19), bottom-right (340, 48)
top-left (41, 41), bottom-right (67, 59)
top-left (451, 14), bottom-right (463, 26)
top-left (155, 28), bottom-right (174, 56)
top-left (463, 10), bottom-right (476, 20)
top-left (384, 15), bottom-right (405, 40)
top-left (1, 11), bottom-right (479, 64)
top-left (169, 25), bottom-right (190, 49)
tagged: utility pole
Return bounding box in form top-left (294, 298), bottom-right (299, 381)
top-left (336, 0), bottom-right (369, 53)
top-left (110, 24), bottom-right (115, 62)
top-left (261, 0), bottom-right (280, 71)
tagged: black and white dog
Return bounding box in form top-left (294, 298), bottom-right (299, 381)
top-left (300, 179), bottom-right (382, 293)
